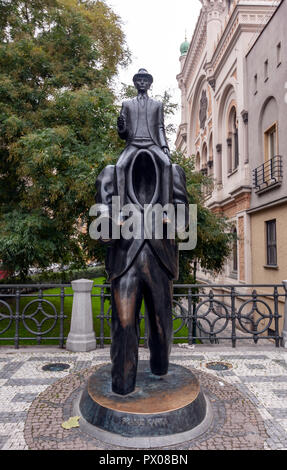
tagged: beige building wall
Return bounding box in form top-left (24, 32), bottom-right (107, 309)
top-left (250, 203), bottom-right (287, 335)
top-left (251, 204), bottom-right (287, 285)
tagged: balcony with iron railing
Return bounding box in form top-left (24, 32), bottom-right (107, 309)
top-left (253, 155), bottom-right (283, 194)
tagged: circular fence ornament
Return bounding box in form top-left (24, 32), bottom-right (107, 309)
top-left (0, 300), bottom-right (13, 335)
top-left (22, 299), bottom-right (58, 336)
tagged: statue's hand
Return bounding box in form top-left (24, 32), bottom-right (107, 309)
top-left (117, 116), bottom-right (126, 131)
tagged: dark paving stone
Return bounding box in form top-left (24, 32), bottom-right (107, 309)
top-left (73, 361), bottom-right (92, 371)
top-left (27, 356), bottom-right (77, 362)
top-left (6, 378), bottom-right (58, 386)
top-left (234, 383), bottom-right (261, 406)
top-left (0, 361), bottom-right (25, 379)
top-left (220, 355), bottom-right (268, 360)
top-left (0, 435), bottom-right (9, 449)
top-left (214, 370), bottom-right (236, 377)
top-left (170, 355), bottom-right (206, 361)
top-left (12, 393), bottom-right (39, 403)
top-left (245, 364), bottom-right (266, 370)
top-left (263, 419), bottom-right (287, 443)
top-left (0, 412), bottom-right (27, 423)
top-left (272, 390), bottom-right (287, 398)
top-left (238, 376), bottom-right (287, 383)
top-left (266, 409), bottom-right (287, 419)
top-left (272, 360), bottom-right (287, 371)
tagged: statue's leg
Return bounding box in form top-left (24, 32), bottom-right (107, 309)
top-left (115, 146), bottom-right (137, 211)
top-left (142, 252), bottom-right (173, 375)
top-left (162, 158), bottom-right (173, 207)
top-left (110, 266), bottom-right (143, 395)
top-left (150, 146), bottom-right (173, 206)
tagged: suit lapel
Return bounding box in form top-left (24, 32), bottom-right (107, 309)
top-left (132, 98), bottom-right (138, 135)
top-left (146, 98), bottom-right (154, 141)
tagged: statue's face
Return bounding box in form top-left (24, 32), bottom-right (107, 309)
top-left (134, 77), bottom-right (151, 93)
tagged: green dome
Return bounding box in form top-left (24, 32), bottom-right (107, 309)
top-left (180, 38), bottom-right (190, 56)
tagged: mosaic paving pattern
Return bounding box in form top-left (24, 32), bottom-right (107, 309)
top-left (0, 346), bottom-right (287, 450)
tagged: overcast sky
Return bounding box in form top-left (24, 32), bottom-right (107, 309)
top-left (107, 0), bottom-right (202, 130)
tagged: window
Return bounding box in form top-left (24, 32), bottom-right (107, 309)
top-left (264, 123), bottom-right (278, 162)
top-left (264, 60), bottom-right (269, 82)
top-left (266, 220), bottom-right (277, 266)
top-left (277, 42), bottom-right (282, 67)
top-left (254, 74), bottom-right (258, 95)
top-left (227, 107), bottom-right (239, 173)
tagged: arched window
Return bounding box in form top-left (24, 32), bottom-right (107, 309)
top-left (202, 143), bottom-right (207, 171)
top-left (227, 106), bottom-right (239, 173)
top-left (208, 133), bottom-right (214, 177)
top-left (195, 152), bottom-right (201, 172)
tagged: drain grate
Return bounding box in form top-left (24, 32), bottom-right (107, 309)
top-left (205, 362), bottom-right (232, 371)
top-left (42, 363), bottom-right (70, 372)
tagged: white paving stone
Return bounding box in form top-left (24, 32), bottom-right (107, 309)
top-left (0, 345), bottom-right (287, 449)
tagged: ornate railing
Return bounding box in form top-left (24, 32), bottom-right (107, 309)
top-left (92, 283), bottom-right (286, 348)
top-left (0, 282), bottom-right (286, 348)
top-left (253, 155), bottom-right (283, 192)
top-left (0, 284), bottom-right (71, 348)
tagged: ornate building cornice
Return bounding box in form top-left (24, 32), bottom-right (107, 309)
top-left (177, 9), bottom-right (207, 90)
top-left (177, 0), bottom-right (280, 96)
top-left (200, 0), bottom-right (228, 14)
top-left (207, 1), bottom-right (280, 77)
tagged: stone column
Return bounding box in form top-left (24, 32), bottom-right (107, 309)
top-left (282, 281), bottom-right (287, 348)
top-left (66, 279), bottom-right (96, 352)
top-left (216, 143), bottom-right (222, 187)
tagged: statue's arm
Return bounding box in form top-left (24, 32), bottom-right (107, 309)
top-left (158, 102), bottom-right (170, 158)
top-left (117, 102), bottom-right (129, 141)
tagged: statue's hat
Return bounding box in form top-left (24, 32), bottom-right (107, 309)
top-left (133, 68), bottom-right (153, 85)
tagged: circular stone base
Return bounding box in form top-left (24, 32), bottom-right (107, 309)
top-left (75, 361), bottom-right (213, 448)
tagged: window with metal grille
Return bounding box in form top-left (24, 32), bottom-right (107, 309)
top-left (266, 220), bottom-right (277, 266)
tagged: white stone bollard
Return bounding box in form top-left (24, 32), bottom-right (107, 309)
top-left (66, 279), bottom-right (97, 352)
top-left (282, 281), bottom-right (287, 349)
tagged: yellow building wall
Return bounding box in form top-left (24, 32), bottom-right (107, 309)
top-left (251, 203), bottom-right (287, 335)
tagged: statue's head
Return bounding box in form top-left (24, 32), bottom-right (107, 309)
top-left (133, 68), bottom-right (153, 92)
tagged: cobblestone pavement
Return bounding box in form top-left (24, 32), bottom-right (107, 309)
top-left (0, 344), bottom-right (287, 450)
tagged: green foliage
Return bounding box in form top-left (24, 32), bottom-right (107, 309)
top-left (0, 0), bottom-right (129, 278)
top-left (0, 264), bottom-right (105, 284)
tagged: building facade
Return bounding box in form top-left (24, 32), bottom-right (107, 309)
top-left (246, 0), bottom-right (287, 334)
top-left (176, 0), bottom-right (281, 287)
top-left (247, 0), bottom-right (287, 285)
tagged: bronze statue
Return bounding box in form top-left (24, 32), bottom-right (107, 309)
top-left (95, 69), bottom-right (189, 395)
top-left (116, 69), bottom-right (172, 217)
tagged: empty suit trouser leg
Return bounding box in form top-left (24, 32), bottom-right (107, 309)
top-left (115, 146), bottom-right (173, 210)
top-left (110, 243), bottom-right (173, 395)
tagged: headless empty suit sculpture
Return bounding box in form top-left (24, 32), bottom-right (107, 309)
top-left (95, 69), bottom-right (189, 395)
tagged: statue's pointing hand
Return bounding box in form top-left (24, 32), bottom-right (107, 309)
top-left (117, 115), bottom-right (125, 131)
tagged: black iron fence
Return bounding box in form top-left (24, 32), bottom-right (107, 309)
top-left (0, 284), bottom-right (71, 348)
top-left (0, 282), bottom-right (286, 348)
top-left (253, 155), bottom-right (283, 192)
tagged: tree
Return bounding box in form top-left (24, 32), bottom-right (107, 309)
top-left (0, 0), bottom-right (130, 278)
